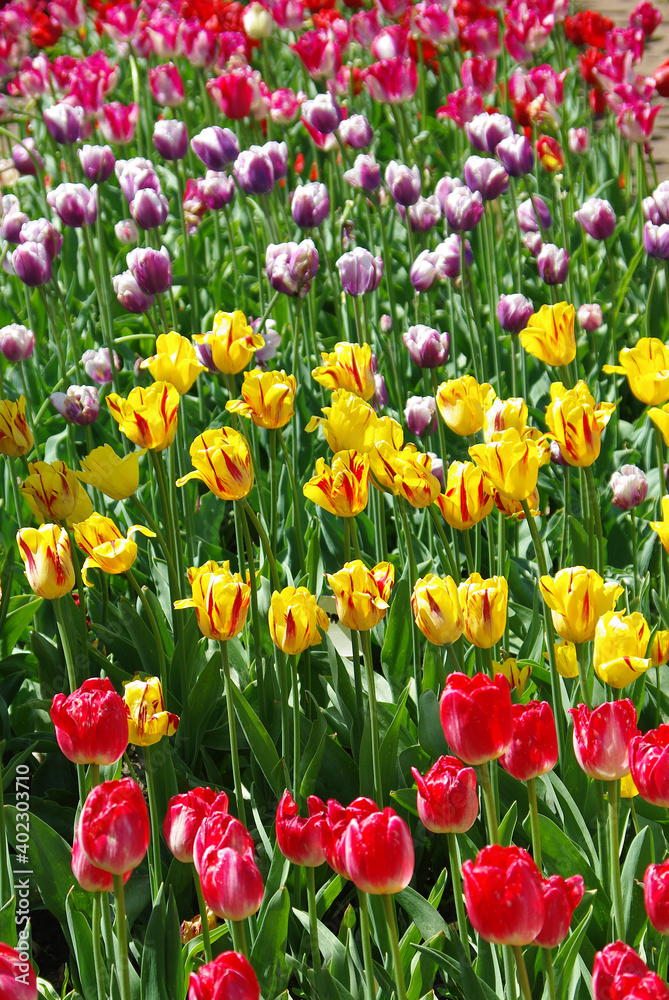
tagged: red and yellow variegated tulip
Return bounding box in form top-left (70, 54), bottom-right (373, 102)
top-left (303, 450), bottom-right (369, 517)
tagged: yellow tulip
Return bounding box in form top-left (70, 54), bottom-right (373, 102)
top-left (192, 310), bottom-right (264, 375)
top-left (268, 586), bottom-right (330, 655)
top-left (411, 574), bottom-right (463, 646)
top-left (312, 342), bottom-right (376, 401)
top-left (77, 445), bottom-right (146, 501)
top-left (174, 560), bottom-right (250, 641)
top-left (177, 427), bottom-right (253, 501)
top-left (16, 523), bottom-right (74, 599)
top-left (539, 566), bottom-right (623, 644)
top-left (21, 460), bottom-right (92, 525)
top-left (492, 485), bottom-right (541, 519)
top-left (73, 513), bottom-right (155, 584)
top-left (306, 389), bottom-right (378, 453)
top-left (374, 415), bottom-right (404, 451)
top-left (123, 675), bottom-right (179, 746)
top-left (140, 332), bottom-right (206, 394)
top-left (0, 396), bottom-right (33, 457)
top-left (107, 381), bottom-right (179, 451)
top-left (435, 375), bottom-right (496, 437)
top-left (651, 629), bottom-right (669, 667)
top-left (603, 337), bottom-right (669, 406)
top-left (493, 656), bottom-right (531, 695)
top-left (469, 427), bottom-right (549, 502)
top-left (326, 560), bottom-right (395, 631)
top-left (482, 397), bottom-right (528, 441)
top-left (620, 773), bottom-right (639, 798)
top-left (458, 573), bottom-right (508, 648)
top-left (519, 302), bottom-right (576, 367)
top-left (434, 461), bottom-right (493, 530)
top-left (649, 404), bottom-right (669, 446)
top-left (553, 640), bottom-right (579, 679)
top-left (593, 610), bottom-right (651, 689)
top-left (370, 442), bottom-right (441, 508)
top-left (225, 369), bottom-right (296, 429)
top-left (650, 496), bottom-right (669, 552)
top-left (545, 381), bottom-right (615, 467)
top-left (303, 450), bottom-right (369, 517)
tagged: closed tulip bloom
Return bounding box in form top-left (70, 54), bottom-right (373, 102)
top-left (12, 241), bottom-right (52, 286)
top-left (191, 127), bottom-right (239, 171)
top-left (494, 657), bottom-right (532, 696)
top-left (163, 787), bottom-right (222, 863)
top-left (337, 248), bottom-right (384, 296)
top-left (312, 342), bottom-right (376, 400)
top-left (403, 325), bottom-right (450, 368)
top-left (306, 389), bottom-right (378, 453)
top-left (411, 574), bottom-right (464, 645)
top-left (152, 119), bottom-right (188, 161)
top-left (611, 465), bottom-right (648, 510)
top-left (554, 639), bottom-right (579, 678)
top-left (519, 302), bottom-right (576, 366)
top-left (411, 756), bottom-right (478, 833)
top-left (276, 790), bottom-right (327, 867)
top-left (50, 385), bottom-right (100, 426)
top-left (193, 310), bottom-right (264, 376)
top-left (43, 102), bottom-right (83, 144)
top-left (266, 240), bottom-right (319, 297)
top-left (436, 376), bottom-right (496, 436)
top-left (574, 197), bottom-right (617, 240)
top-left (458, 573), bottom-right (508, 648)
top-left (440, 671), bottom-right (513, 764)
top-left (592, 943), bottom-right (651, 1000)
top-left (73, 513), bottom-right (155, 584)
top-left (444, 186), bottom-right (484, 231)
top-left (72, 833), bottom-right (131, 893)
top-left (188, 951), bottom-right (260, 1000)
top-left (0, 324), bottom-right (35, 363)
top-left (175, 561), bottom-right (250, 641)
top-left (593, 611), bottom-right (651, 689)
top-left (464, 155), bottom-right (509, 200)
top-left (499, 701), bottom-right (559, 781)
top-left (77, 444), bottom-right (145, 501)
top-left (340, 807), bottom-right (414, 894)
top-left (463, 845), bottom-right (545, 945)
top-left (140, 332), bottom-right (206, 394)
top-left (193, 811), bottom-right (254, 875)
top-left (124, 676), bottom-right (179, 747)
top-left (196, 814), bottom-right (264, 920)
top-left (0, 943), bottom-right (37, 1000)
top-left (570, 700), bottom-right (639, 781)
top-left (303, 450), bottom-right (370, 517)
top-left (107, 382), bottom-right (179, 451)
top-left (385, 161), bottom-right (421, 206)
top-left (47, 182), bottom-right (98, 228)
top-left (651, 631), bottom-right (669, 667)
top-left (469, 428), bottom-right (548, 501)
top-left (21, 460), bottom-right (79, 523)
top-left (269, 586), bottom-right (330, 655)
top-left (405, 396), bottom-right (437, 437)
top-left (79, 778), bottom-right (150, 874)
top-left (127, 245), bottom-right (172, 295)
top-left (533, 874), bottom-right (585, 948)
top-left (540, 566), bottom-right (623, 643)
top-left (326, 560), bottom-right (394, 631)
top-left (344, 154), bottom-right (381, 191)
top-left (370, 442), bottom-right (441, 508)
top-left (578, 303), bottom-right (603, 331)
top-left (546, 381), bottom-right (615, 467)
top-left (629, 726), bottom-right (669, 807)
top-left (113, 271), bottom-right (154, 313)
top-left (0, 397), bottom-right (33, 456)
top-left (322, 797), bottom-right (380, 878)
top-left (177, 428), bottom-right (253, 501)
top-left (644, 860), bottom-right (669, 934)
top-left (50, 678), bottom-right (128, 765)
top-left (17, 524), bottom-right (74, 599)
top-left (226, 369), bottom-right (296, 429)
top-left (497, 293), bottom-right (535, 333)
top-left (604, 338), bottom-right (669, 405)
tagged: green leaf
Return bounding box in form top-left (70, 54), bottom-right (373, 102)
top-left (379, 684), bottom-right (409, 801)
top-left (499, 801), bottom-right (517, 847)
top-left (65, 890), bottom-right (102, 1000)
top-left (381, 578), bottom-right (412, 695)
top-left (141, 885), bottom-right (175, 1000)
top-left (621, 826), bottom-right (649, 938)
top-left (0, 597), bottom-right (42, 658)
top-left (250, 886), bottom-right (290, 998)
top-left (417, 690), bottom-right (449, 759)
top-left (552, 906), bottom-right (593, 1000)
top-left (0, 545), bottom-right (15, 638)
top-left (396, 885), bottom-right (449, 941)
top-left (229, 681), bottom-right (284, 796)
top-left (175, 651), bottom-right (222, 765)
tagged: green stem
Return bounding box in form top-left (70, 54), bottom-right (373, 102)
top-left (237, 503), bottom-right (265, 721)
top-left (143, 744), bottom-right (163, 898)
top-left (278, 428), bottom-right (306, 576)
top-left (358, 890), bottom-right (376, 1000)
top-left (92, 893), bottom-right (107, 1000)
top-left (192, 864), bottom-right (213, 962)
top-left (360, 629), bottom-right (383, 804)
top-left (543, 948), bottom-right (557, 1000)
top-left (270, 428), bottom-right (278, 556)
top-left (427, 505), bottom-right (459, 577)
top-left (477, 761), bottom-right (499, 845)
top-left (112, 874), bottom-right (132, 1000)
top-left (230, 918), bottom-right (248, 956)
top-left (381, 894), bottom-right (408, 1000)
top-left (130, 494), bottom-right (180, 598)
top-left (527, 777), bottom-right (542, 870)
top-left (241, 499), bottom-right (280, 589)
top-left (608, 779), bottom-right (625, 941)
top-left (575, 643), bottom-right (591, 709)
top-left (446, 834), bottom-right (469, 952)
top-left (125, 570), bottom-right (166, 691)
top-left (290, 654), bottom-right (301, 796)
top-left (397, 498), bottom-right (421, 707)
top-left (584, 466), bottom-right (604, 576)
top-left (512, 946), bottom-right (533, 1000)
top-left (306, 865), bottom-right (323, 984)
top-left (220, 640), bottom-right (247, 827)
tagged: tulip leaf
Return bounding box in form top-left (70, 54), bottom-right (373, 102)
top-left (120, 595), bottom-right (163, 678)
top-left (0, 544), bottom-right (15, 638)
top-left (0, 596), bottom-right (42, 659)
top-left (299, 711), bottom-right (328, 800)
top-left (379, 683), bottom-right (410, 801)
top-left (176, 651), bottom-right (223, 765)
top-left (621, 825), bottom-right (649, 941)
top-left (229, 681), bottom-right (284, 796)
top-left (0, 894), bottom-right (16, 947)
top-left (417, 690), bottom-right (450, 759)
top-left (412, 940), bottom-right (500, 1000)
top-left (293, 908), bottom-right (347, 969)
top-left (380, 578), bottom-right (412, 696)
top-left (140, 885), bottom-right (170, 1000)
top-left (396, 885), bottom-right (449, 941)
top-left (65, 888), bottom-right (103, 1000)
top-left (533, 815), bottom-right (610, 932)
top-left (498, 800), bottom-right (517, 847)
top-left (551, 905), bottom-right (593, 1000)
top-left (250, 885), bottom-right (290, 998)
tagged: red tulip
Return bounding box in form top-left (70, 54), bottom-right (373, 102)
top-left (363, 57), bottom-right (418, 104)
top-left (644, 860), bottom-right (669, 934)
top-left (99, 102), bottom-right (139, 145)
top-left (592, 942), bottom-right (653, 1000)
top-left (570, 700), bottom-right (639, 781)
top-left (193, 811), bottom-right (252, 875)
top-left (629, 725), bottom-right (669, 807)
top-left (499, 701), bottom-right (559, 782)
top-left (206, 72), bottom-right (255, 119)
top-left (78, 778), bottom-right (149, 874)
top-left (532, 874), bottom-right (584, 948)
top-left (340, 806), bottom-right (414, 894)
top-left (0, 942), bottom-right (37, 1000)
top-left (71, 832), bottom-right (131, 892)
top-left (462, 845), bottom-right (545, 945)
top-left (411, 755), bottom-right (478, 833)
top-left (200, 849), bottom-right (264, 921)
top-left (50, 677), bottom-right (129, 765)
top-left (188, 951), bottom-right (260, 1000)
top-left (275, 790), bottom-right (327, 867)
top-left (322, 797), bottom-right (379, 878)
top-left (163, 788), bottom-right (226, 863)
top-left (627, 974), bottom-right (669, 999)
top-left (439, 672), bottom-right (513, 765)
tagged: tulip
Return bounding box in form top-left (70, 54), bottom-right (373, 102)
top-left (322, 798), bottom-right (380, 878)
top-left (604, 337), bottom-right (669, 405)
top-left (405, 396), bottom-right (437, 437)
top-left (50, 385), bottom-right (100, 426)
top-left (593, 611), bottom-right (651, 688)
top-left (20, 460), bottom-right (79, 523)
top-left (265, 240), bottom-right (319, 297)
top-left (99, 102), bottom-right (139, 145)
top-left (196, 815), bottom-right (264, 920)
top-left (537, 244), bottom-right (569, 285)
top-left (497, 294), bottom-right (534, 334)
top-left (494, 657), bottom-right (532, 695)
top-left (140, 332), bottom-right (206, 394)
top-left (76, 445), bottom-right (144, 502)
top-left (592, 942), bottom-right (651, 1000)
top-left (574, 197), bottom-right (617, 240)
top-left (643, 860), bottom-right (669, 935)
top-left (234, 147), bottom-right (275, 195)
top-left (499, 701), bottom-right (558, 781)
top-left (17, 524), bottom-right (74, 600)
top-left (191, 126), bottom-right (239, 170)
top-left (226, 369), bottom-right (296, 429)
top-left (116, 158), bottom-right (161, 204)
top-left (303, 450), bottom-right (370, 517)
top-left (193, 310), bottom-right (264, 376)
top-left (1, 211), bottom-right (28, 243)
top-left (177, 428), bottom-right (253, 500)
top-left (0, 943), bottom-right (37, 1000)
top-left (444, 186), bottom-right (484, 231)
top-left (411, 756), bottom-right (478, 833)
top-left (435, 461), bottom-right (493, 530)
top-left (275, 790), bottom-right (327, 867)
top-left (411, 574), bottom-right (463, 645)
top-left (127, 245), bottom-right (172, 295)
top-left (47, 183), bottom-right (98, 228)
top-left (306, 389), bottom-right (378, 453)
top-left (533, 874), bottom-right (585, 948)
top-left (43, 102), bottom-right (83, 144)
top-left (163, 787), bottom-right (222, 863)
top-left (12, 241), bottom-right (52, 286)
top-left (440, 671), bottom-right (513, 764)
top-left (539, 566), bottom-right (623, 643)
top-left (518, 302), bottom-right (576, 367)
top-left (337, 248), bottom-right (383, 296)
top-left (466, 112), bottom-right (515, 152)
top-left (73, 513), bottom-right (155, 584)
top-left (644, 222), bottom-right (669, 260)
top-left (545, 381), bottom-right (615, 467)
top-left (496, 133), bottom-right (534, 176)
top-left (554, 639), bottom-right (579, 678)
top-left (113, 272), bottom-right (154, 313)
top-left (201, 172), bottom-right (236, 210)
top-left (312, 342), bottom-right (376, 400)
top-left (370, 442), bottom-right (442, 508)
top-left (463, 845), bottom-right (545, 945)
top-left (174, 561), bottom-right (251, 641)
top-left (338, 115), bottom-right (373, 149)
top-left (72, 832), bottom-right (131, 893)
top-left (569, 127), bottom-right (590, 154)
top-left (50, 678), bottom-right (128, 765)
top-left (188, 952), bottom-right (260, 1000)
top-left (326, 560), bottom-right (394, 631)
top-left (291, 181), bottom-right (330, 229)
top-left (339, 807), bottom-right (414, 894)
top-left (268, 586), bottom-right (330, 655)
top-left (11, 137), bottom-right (44, 177)
top-left (385, 161), bottom-right (421, 206)
top-left (82, 347), bottom-right (120, 386)
top-left (403, 325), bottom-right (450, 368)
top-left (436, 376), bottom-right (496, 436)
top-left (152, 119), bottom-right (188, 161)
top-left (570, 700), bottom-right (639, 781)
top-left (123, 676), bottom-right (179, 747)
top-left (0, 397), bottom-right (33, 456)
top-left (193, 811), bottom-right (254, 873)
top-left (481, 397), bottom-right (528, 439)
top-left (464, 155), bottom-right (509, 201)
top-left (458, 573), bottom-right (508, 648)
top-left (578, 303), bottom-right (603, 331)
top-left (469, 428), bottom-right (548, 502)
top-left (344, 154), bottom-right (381, 192)
top-left (107, 381), bottom-right (179, 451)
top-left (301, 93), bottom-right (342, 135)
top-left (0, 324), bottom-right (35, 363)
top-left (516, 195), bottom-right (552, 233)
top-left (79, 778), bottom-right (149, 874)
top-left (149, 63), bottom-right (185, 107)
top-left (629, 726), bottom-right (669, 807)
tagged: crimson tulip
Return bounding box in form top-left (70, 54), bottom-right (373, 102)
top-left (78, 778), bottom-right (150, 874)
top-left (71, 832), bottom-right (131, 892)
top-left (592, 942), bottom-right (654, 1000)
top-left (322, 797), bottom-right (379, 878)
top-left (188, 951), bottom-right (260, 1000)
top-left (533, 874), bottom-right (584, 948)
top-left (339, 806), bottom-right (414, 895)
top-left (644, 860), bottom-right (669, 934)
top-left (499, 701), bottom-right (559, 781)
top-left (629, 725), bottom-right (669, 807)
top-left (439, 672), bottom-right (513, 765)
top-left (50, 677), bottom-right (128, 765)
top-left (275, 790), bottom-right (327, 867)
top-left (411, 756), bottom-right (478, 833)
top-left (0, 943), bottom-right (37, 1000)
top-left (570, 700), bottom-right (639, 781)
top-left (163, 788), bottom-right (226, 863)
top-left (462, 845), bottom-right (545, 945)
top-left (199, 849), bottom-right (264, 922)
top-left (193, 812), bottom-right (253, 875)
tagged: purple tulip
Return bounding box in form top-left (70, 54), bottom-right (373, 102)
top-left (338, 114), bottom-right (373, 149)
top-left (434, 175), bottom-right (463, 214)
top-left (465, 112), bottom-right (514, 153)
top-left (522, 231), bottom-right (543, 256)
top-left (43, 103), bottom-right (83, 145)
top-left (336, 247), bottom-right (383, 296)
top-left (115, 157), bottom-right (161, 203)
top-left (78, 144), bottom-right (115, 182)
top-left (112, 271), bottom-right (155, 312)
top-left (19, 218), bottom-right (63, 260)
top-left (496, 134), bottom-right (534, 177)
top-left (436, 234), bottom-right (473, 278)
top-left (50, 385), bottom-right (100, 425)
top-left (262, 141), bottom-right (288, 180)
top-left (130, 189), bottom-right (169, 230)
top-left (644, 196), bottom-right (663, 225)
top-left (202, 171), bottom-right (236, 209)
top-left (291, 182), bottom-right (330, 228)
top-left (405, 395), bottom-right (437, 437)
top-left (410, 249), bottom-right (442, 291)
top-left (463, 155), bottom-right (509, 201)
top-left (380, 314), bottom-right (393, 334)
top-left (516, 195), bottom-right (552, 232)
top-left (610, 465), bottom-right (648, 511)
top-left (11, 138), bottom-right (44, 176)
top-left (114, 219), bottom-right (140, 245)
top-left (652, 183), bottom-right (669, 224)
top-left (577, 303), bottom-right (603, 331)
top-left (0, 324), bottom-right (35, 362)
top-left (385, 161), bottom-right (421, 206)
top-left (191, 126), bottom-right (239, 170)
top-left (644, 221), bottom-right (669, 259)
top-left (374, 372), bottom-right (388, 408)
top-left (401, 195), bottom-right (441, 232)
top-left (253, 318), bottom-right (281, 367)
top-left (301, 93), bottom-right (342, 134)
top-left (47, 183), bottom-right (98, 228)
top-left (265, 240), bottom-right (319, 297)
top-left (344, 154), bottom-right (381, 192)
top-left (574, 197), bottom-right (616, 240)
top-left (550, 440), bottom-right (568, 466)
top-left (444, 186), bottom-right (483, 231)
top-left (82, 347), bottom-right (121, 384)
top-left (497, 293), bottom-right (534, 333)
top-left (12, 241), bottom-right (52, 286)
top-left (234, 147), bottom-right (275, 195)
top-left (127, 245), bottom-right (172, 294)
top-left (427, 451), bottom-right (444, 489)
top-left (537, 243), bottom-right (568, 285)
top-left (1, 211), bottom-right (29, 244)
top-left (152, 119), bottom-right (188, 161)
top-left (403, 324), bottom-right (450, 368)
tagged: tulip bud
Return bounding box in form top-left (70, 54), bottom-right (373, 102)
top-left (326, 560), bottom-right (394, 631)
top-left (234, 147), bottom-right (275, 195)
top-left (644, 860), bottom-right (669, 934)
top-left (610, 464), bottom-right (648, 510)
top-left (275, 790), bottom-right (327, 867)
top-left (130, 189), bottom-right (170, 230)
top-left (0, 324), bottom-right (35, 362)
top-left (577, 303), bottom-right (603, 331)
top-left (115, 219), bottom-right (140, 245)
top-left (644, 221), bottom-right (669, 260)
top-left (403, 324), bottom-right (449, 368)
top-left (1, 211), bottom-right (28, 244)
top-left (496, 133), bottom-right (534, 177)
top-left (444, 186), bottom-right (484, 230)
top-left (47, 182), bottom-right (98, 228)
top-left (574, 197), bottom-right (617, 240)
top-left (123, 675), bottom-right (179, 746)
top-left (268, 586), bottom-right (330, 654)
top-left (201, 171), bottom-right (235, 210)
top-left (570, 700), bottom-right (639, 781)
top-left (466, 112), bottom-right (515, 153)
top-left (464, 155), bottom-right (509, 201)
top-left (499, 701), bottom-right (559, 781)
top-left (149, 63), bottom-right (185, 107)
top-left (337, 247), bottom-right (383, 296)
top-left (191, 126), bottom-right (239, 170)
top-left (50, 678), bottom-right (128, 765)
top-left (516, 196), bottom-right (552, 232)
top-left (266, 240), bottom-right (319, 297)
top-left (344, 154), bottom-right (381, 192)
top-left (78, 144), bottom-right (115, 182)
top-left (19, 218), bottom-right (63, 260)
top-left (568, 126), bottom-right (590, 155)
top-left (411, 574), bottom-right (463, 645)
top-left (79, 778), bottom-right (150, 874)
top-left (411, 756), bottom-right (478, 833)
top-left (50, 385), bottom-right (100, 425)
top-left (302, 93), bottom-right (342, 134)
top-left (404, 395), bottom-right (437, 436)
top-left (291, 181), bottom-right (330, 228)
top-left (440, 671), bottom-right (513, 765)
top-left (12, 241), bottom-right (52, 286)
top-left (243, 1), bottom-right (273, 38)
top-left (17, 524), bottom-right (74, 599)
top-left (188, 952), bottom-right (260, 1000)
top-left (340, 807), bottom-right (414, 894)
top-left (152, 119), bottom-right (188, 161)
top-left (163, 787), bottom-right (222, 863)
top-left (127, 245), bottom-right (172, 295)
top-left (463, 845), bottom-right (545, 945)
top-left (537, 243), bottom-right (569, 285)
top-left (385, 160), bottom-right (421, 206)
top-left (533, 874), bottom-right (585, 948)
top-left (338, 114), bottom-right (373, 149)
top-left (43, 102), bottom-right (83, 144)
top-left (113, 271), bottom-right (154, 313)
top-left (497, 293), bottom-right (534, 333)
top-left (198, 824), bottom-right (264, 920)
top-left (459, 573), bottom-right (508, 648)
top-left (11, 137), bottom-right (44, 176)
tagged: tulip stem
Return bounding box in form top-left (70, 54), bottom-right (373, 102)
top-left (655, 426), bottom-right (667, 604)
top-left (305, 866), bottom-right (323, 984)
top-left (446, 834), bottom-right (469, 953)
top-left (381, 894), bottom-right (408, 1000)
top-left (191, 864), bottom-right (213, 963)
top-left (477, 762), bottom-right (499, 845)
top-left (129, 494), bottom-right (180, 601)
top-left (143, 744), bottom-right (163, 899)
top-left (427, 505), bottom-right (459, 578)
top-left (53, 597), bottom-right (79, 694)
top-left (278, 429), bottom-right (306, 576)
top-left (220, 641), bottom-right (247, 828)
top-left (125, 570), bottom-right (167, 692)
top-left (241, 499), bottom-right (280, 590)
top-left (360, 628), bottom-right (383, 805)
top-left (229, 918), bottom-right (248, 957)
top-left (112, 874), bottom-right (132, 1000)
top-left (526, 777), bottom-right (542, 870)
top-left (574, 643), bottom-right (591, 709)
top-left (511, 946), bottom-right (532, 1000)
top-left (543, 948), bottom-right (557, 1000)
top-left (92, 893), bottom-right (107, 1000)
top-left (358, 891), bottom-right (377, 1000)
top-left (583, 466), bottom-right (604, 577)
top-left (237, 503), bottom-right (266, 721)
top-left (290, 654), bottom-right (301, 796)
top-left (270, 428), bottom-right (278, 556)
top-left (397, 498), bottom-right (422, 706)
top-left (608, 779), bottom-right (625, 941)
